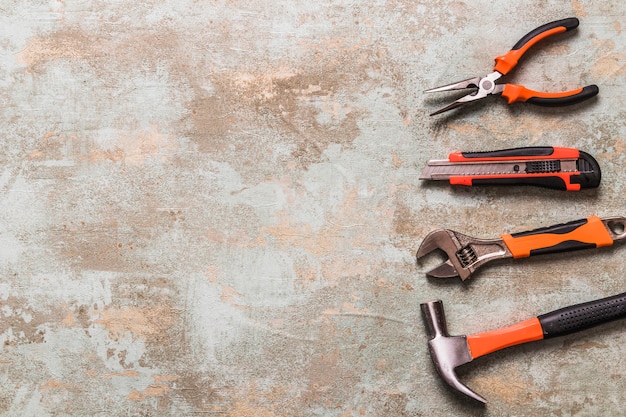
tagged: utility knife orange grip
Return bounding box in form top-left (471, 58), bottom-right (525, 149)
top-left (420, 146), bottom-right (601, 191)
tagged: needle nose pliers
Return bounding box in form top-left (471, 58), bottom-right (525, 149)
top-left (426, 18), bottom-right (599, 116)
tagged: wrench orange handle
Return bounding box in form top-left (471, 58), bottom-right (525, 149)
top-left (501, 215), bottom-right (614, 258)
top-left (494, 18), bottom-right (580, 75)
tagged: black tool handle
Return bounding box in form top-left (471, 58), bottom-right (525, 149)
top-left (526, 85), bottom-right (599, 107)
top-left (461, 147), bottom-right (555, 159)
top-left (511, 18), bottom-right (579, 51)
top-left (510, 217), bottom-right (588, 237)
top-left (471, 176), bottom-right (570, 190)
top-left (538, 292), bottom-right (626, 339)
top-left (571, 150), bottom-right (601, 189)
top-left (469, 150), bottom-right (601, 191)
top-left (494, 18), bottom-right (580, 75)
top-left (502, 216), bottom-right (614, 258)
top-left (456, 147), bottom-right (601, 191)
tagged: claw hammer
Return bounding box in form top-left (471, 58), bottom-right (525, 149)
top-left (420, 292), bottom-right (626, 403)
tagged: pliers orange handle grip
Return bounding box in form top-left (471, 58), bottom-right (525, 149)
top-left (501, 84), bottom-right (599, 106)
top-left (496, 18), bottom-right (598, 105)
top-left (494, 18), bottom-right (579, 75)
top-left (426, 18), bottom-right (599, 115)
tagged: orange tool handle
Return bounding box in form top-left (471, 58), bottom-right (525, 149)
top-left (501, 215), bottom-right (613, 258)
top-left (494, 18), bottom-right (580, 75)
top-left (467, 292), bottom-right (626, 360)
top-left (446, 147), bottom-right (601, 191)
top-left (449, 173), bottom-right (582, 191)
top-left (502, 84), bottom-right (599, 106)
top-left (448, 146), bottom-right (579, 162)
top-left (467, 318), bottom-right (544, 359)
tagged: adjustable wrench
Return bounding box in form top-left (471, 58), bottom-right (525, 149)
top-left (417, 215), bottom-right (626, 281)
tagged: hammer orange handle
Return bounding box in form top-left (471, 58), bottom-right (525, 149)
top-left (467, 292), bottom-right (626, 360)
top-left (494, 18), bottom-right (579, 76)
top-left (467, 318), bottom-right (543, 358)
top-left (501, 216), bottom-right (614, 258)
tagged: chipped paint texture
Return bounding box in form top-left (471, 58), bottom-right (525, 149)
top-left (0, 1), bottom-right (625, 416)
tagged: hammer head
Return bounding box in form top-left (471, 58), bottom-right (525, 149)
top-left (420, 300), bottom-right (487, 403)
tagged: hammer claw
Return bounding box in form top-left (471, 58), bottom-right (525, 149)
top-left (442, 369), bottom-right (488, 404)
top-left (421, 300), bottom-right (487, 403)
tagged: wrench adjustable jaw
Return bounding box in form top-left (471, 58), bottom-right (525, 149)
top-left (416, 229), bottom-right (512, 281)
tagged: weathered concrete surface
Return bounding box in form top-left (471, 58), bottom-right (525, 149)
top-left (0, 1), bottom-right (624, 416)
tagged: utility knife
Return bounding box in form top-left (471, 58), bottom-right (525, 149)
top-left (419, 146), bottom-right (600, 191)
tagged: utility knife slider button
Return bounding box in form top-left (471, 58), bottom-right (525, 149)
top-left (525, 160), bottom-right (561, 173)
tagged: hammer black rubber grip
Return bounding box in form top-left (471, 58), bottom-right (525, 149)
top-left (538, 292), bottom-right (626, 339)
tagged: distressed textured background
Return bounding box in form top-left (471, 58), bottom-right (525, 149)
top-left (0, 1), bottom-right (624, 416)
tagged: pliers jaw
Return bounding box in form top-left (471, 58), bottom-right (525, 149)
top-left (425, 72), bottom-right (504, 116)
top-left (424, 76), bottom-right (483, 94)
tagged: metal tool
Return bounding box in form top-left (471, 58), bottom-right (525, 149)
top-left (421, 292), bottom-right (626, 403)
top-left (426, 17), bottom-right (598, 116)
top-left (416, 216), bottom-right (626, 281)
top-left (420, 146), bottom-right (601, 191)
